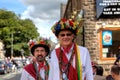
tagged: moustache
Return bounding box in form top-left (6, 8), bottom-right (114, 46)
top-left (37, 55), bottom-right (43, 58)
top-left (36, 55), bottom-right (45, 62)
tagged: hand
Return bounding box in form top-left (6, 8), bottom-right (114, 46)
top-left (32, 56), bottom-right (37, 62)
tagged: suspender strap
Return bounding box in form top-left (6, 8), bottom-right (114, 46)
top-left (33, 62), bottom-right (41, 80)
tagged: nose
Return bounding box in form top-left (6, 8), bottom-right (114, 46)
top-left (38, 51), bottom-right (42, 54)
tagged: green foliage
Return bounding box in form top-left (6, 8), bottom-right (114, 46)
top-left (0, 9), bottom-right (40, 57)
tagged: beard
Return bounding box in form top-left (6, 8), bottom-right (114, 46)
top-left (36, 55), bottom-right (45, 62)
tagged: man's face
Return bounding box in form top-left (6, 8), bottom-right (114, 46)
top-left (57, 30), bottom-right (74, 47)
top-left (34, 47), bottom-right (47, 62)
top-left (92, 66), bottom-right (97, 75)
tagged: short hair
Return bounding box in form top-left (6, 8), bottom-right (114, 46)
top-left (111, 65), bottom-right (120, 75)
top-left (96, 66), bottom-right (104, 76)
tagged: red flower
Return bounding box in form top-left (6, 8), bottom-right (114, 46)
top-left (29, 41), bottom-right (35, 49)
top-left (61, 18), bottom-right (67, 22)
top-left (40, 41), bottom-right (46, 44)
top-left (69, 20), bottom-right (73, 26)
top-left (30, 42), bottom-right (35, 46)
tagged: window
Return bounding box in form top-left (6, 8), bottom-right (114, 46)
top-left (100, 28), bottom-right (120, 59)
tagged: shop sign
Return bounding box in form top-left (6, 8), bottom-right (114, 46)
top-left (102, 30), bottom-right (112, 46)
top-left (96, 0), bottom-right (120, 19)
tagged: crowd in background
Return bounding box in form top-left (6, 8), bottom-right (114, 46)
top-left (92, 52), bottom-right (120, 80)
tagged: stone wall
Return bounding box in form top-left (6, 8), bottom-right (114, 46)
top-left (82, 0), bottom-right (98, 61)
top-left (81, 0), bottom-right (120, 75)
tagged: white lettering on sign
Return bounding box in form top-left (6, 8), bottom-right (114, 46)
top-left (114, 12), bottom-right (120, 14)
top-left (103, 12), bottom-right (113, 14)
top-left (104, 8), bottom-right (111, 11)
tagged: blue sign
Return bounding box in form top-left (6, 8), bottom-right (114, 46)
top-left (102, 30), bottom-right (112, 46)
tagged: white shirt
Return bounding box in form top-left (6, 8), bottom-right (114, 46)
top-left (21, 69), bottom-right (35, 80)
top-left (20, 62), bottom-right (48, 80)
top-left (49, 45), bottom-right (94, 80)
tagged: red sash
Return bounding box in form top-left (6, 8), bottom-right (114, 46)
top-left (24, 62), bottom-right (49, 80)
top-left (56, 47), bottom-right (78, 80)
top-left (24, 63), bottom-right (36, 80)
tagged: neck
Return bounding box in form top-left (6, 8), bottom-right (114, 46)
top-left (61, 43), bottom-right (73, 48)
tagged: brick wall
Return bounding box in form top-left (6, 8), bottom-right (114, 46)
top-left (81, 0), bottom-right (98, 61)
top-left (80, 0), bottom-right (120, 75)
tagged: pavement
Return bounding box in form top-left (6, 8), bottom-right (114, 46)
top-left (0, 68), bottom-right (22, 80)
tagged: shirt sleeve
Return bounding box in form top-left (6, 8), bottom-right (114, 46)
top-left (85, 48), bottom-right (94, 80)
top-left (48, 59), bottom-right (53, 80)
top-left (48, 50), bottom-right (60, 80)
top-left (20, 69), bottom-right (28, 80)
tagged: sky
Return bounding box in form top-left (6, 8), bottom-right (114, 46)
top-left (0, 0), bottom-right (68, 43)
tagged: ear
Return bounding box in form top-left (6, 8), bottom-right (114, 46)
top-left (72, 34), bottom-right (76, 41)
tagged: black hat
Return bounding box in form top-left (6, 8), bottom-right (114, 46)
top-left (28, 38), bottom-right (50, 56)
top-left (31, 44), bottom-right (50, 56)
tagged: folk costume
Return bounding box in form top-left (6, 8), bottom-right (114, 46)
top-left (21, 61), bottom-right (49, 80)
top-left (49, 18), bottom-right (93, 80)
top-left (20, 38), bottom-right (50, 80)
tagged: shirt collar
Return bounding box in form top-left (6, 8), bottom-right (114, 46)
top-left (61, 43), bottom-right (74, 54)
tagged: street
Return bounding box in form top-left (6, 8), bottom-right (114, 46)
top-left (0, 69), bottom-right (22, 80)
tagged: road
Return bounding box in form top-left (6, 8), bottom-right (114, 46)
top-left (0, 69), bottom-right (22, 80)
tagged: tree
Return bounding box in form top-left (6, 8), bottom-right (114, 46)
top-left (0, 9), bottom-right (39, 57)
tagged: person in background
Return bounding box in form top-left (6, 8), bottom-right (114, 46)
top-left (111, 65), bottom-right (120, 80)
top-left (106, 56), bottom-right (120, 80)
top-left (114, 54), bottom-right (120, 66)
top-left (116, 46), bottom-right (120, 57)
top-left (91, 62), bottom-right (97, 76)
top-left (20, 38), bottom-right (50, 80)
top-left (106, 75), bottom-right (114, 80)
top-left (49, 18), bottom-right (93, 80)
top-left (94, 65), bottom-right (106, 80)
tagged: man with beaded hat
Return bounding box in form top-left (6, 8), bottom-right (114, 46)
top-left (49, 18), bottom-right (93, 80)
top-left (21, 38), bottom-right (50, 80)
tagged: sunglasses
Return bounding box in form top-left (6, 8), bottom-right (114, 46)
top-left (59, 33), bottom-right (72, 37)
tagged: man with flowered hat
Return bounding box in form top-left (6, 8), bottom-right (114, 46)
top-left (49, 18), bottom-right (93, 80)
top-left (21, 38), bottom-right (50, 80)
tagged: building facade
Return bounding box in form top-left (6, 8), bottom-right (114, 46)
top-left (0, 40), bottom-right (5, 59)
top-left (61, 0), bottom-right (120, 75)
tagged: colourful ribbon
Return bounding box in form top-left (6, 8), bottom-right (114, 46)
top-left (76, 44), bottom-right (82, 80)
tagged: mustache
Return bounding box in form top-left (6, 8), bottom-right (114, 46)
top-left (36, 55), bottom-right (45, 62)
top-left (37, 55), bottom-right (43, 58)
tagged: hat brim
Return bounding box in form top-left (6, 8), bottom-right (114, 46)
top-left (55, 28), bottom-right (76, 37)
top-left (31, 44), bottom-right (50, 56)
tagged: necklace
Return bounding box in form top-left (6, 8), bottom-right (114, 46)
top-left (59, 46), bottom-right (75, 80)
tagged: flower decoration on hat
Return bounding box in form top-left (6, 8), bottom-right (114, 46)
top-left (28, 39), bottom-right (36, 49)
top-left (51, 18), bottom-right (80, 35)
top-left (37, 38), bottom-right (50, 48)
top-left (28, 38), bottom-right (50, 50)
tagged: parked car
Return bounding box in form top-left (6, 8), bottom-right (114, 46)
top-left (0, 59), bottom-right (9, 74)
